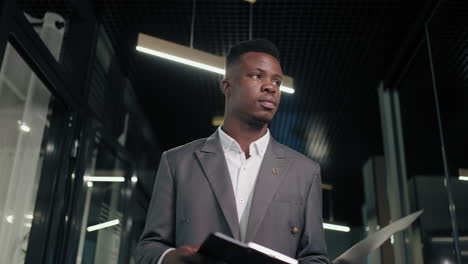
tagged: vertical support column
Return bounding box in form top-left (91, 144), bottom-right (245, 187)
top-left (378, 82), bottom-right (412, 264)
top-left (362, 157), bottom-right (383, 264)
top-left (362, 156), bottom-right (395, 264)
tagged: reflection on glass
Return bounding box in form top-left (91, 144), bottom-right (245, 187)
top-left (76, 138), bottom-right (130, 264)
top-left (397, 40), bottom-right (452, 264)
top-left (0, 43), bottom-right (53, 263)
top-left (427, 2), bottom-right (468, 262)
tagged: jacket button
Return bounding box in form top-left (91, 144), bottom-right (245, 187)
top-left (292, 227), bottom-right (299, 233)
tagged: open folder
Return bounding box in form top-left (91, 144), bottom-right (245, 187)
top-left (199, 210), bottom-right (423, 264)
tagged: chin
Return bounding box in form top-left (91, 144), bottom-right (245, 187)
top-left (248, 116), bottom-right (272, 129)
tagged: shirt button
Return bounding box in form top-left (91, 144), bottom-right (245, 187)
top-left (242, 167), bottom-right (246, 170)
top-left (240, 199), bottom-right (244, 203)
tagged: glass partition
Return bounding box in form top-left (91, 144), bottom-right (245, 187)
top-left (0, 42), bottom-right (54, 263)
top-left (396, 39), bottom-right (454, 263)
top-left (76, 135), bottom-right (132, 264)
top-left (426, 1), bottom-right (468, 262)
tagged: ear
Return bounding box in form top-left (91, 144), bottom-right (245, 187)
top-left (221, 79), bottom-right (231, 96)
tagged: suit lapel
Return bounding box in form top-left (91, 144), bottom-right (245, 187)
top-left (195, 131), bottom-right (241, 240)
top-left (245, 139), bottom-right (292, 242)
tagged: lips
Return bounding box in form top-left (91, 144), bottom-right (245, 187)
top-left (258, 98), bottom-right (277, 110)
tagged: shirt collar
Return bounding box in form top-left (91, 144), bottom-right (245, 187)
top-left (218, 125), bottom-right (270, 157)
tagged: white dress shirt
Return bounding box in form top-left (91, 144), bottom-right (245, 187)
top-left (217, 125), bottom-right (270, 241)
top-left (157, 127), bottom-right (270, 263)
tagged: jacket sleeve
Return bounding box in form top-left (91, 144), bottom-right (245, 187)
top-left (136, 152), bottom-right (175, 264)
top-left (297, 165), bottom-right (330, 264)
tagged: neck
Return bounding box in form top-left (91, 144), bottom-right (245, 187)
top-left (221, 116), bottom-right (268, 154)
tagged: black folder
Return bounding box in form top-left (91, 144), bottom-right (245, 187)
top-left (199, 232), bottom-right (298, 264)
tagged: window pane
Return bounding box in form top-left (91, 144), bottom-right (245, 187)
top-left (427, 1), bottom-right (468, 262)
top-left (0, 42), bottom-right (53, 263)
top-left (76, 137), bottom-right (131, 264)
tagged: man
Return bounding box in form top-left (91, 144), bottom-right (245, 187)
top-left (136, 39), bottom-right (329, 264)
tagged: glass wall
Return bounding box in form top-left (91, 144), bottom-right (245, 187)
top-left (0, 42), bottom-right (55, 263)
top-left (425, 1), bottom-right (468, 262)
top-left (0, 2), bottom-right (159, 263)
top-left (396, 37), bottom-right (451, 264)
top-left (364, 1), bottom-right (468, 263)
top-left (76, 135), bottom-right (132, 264)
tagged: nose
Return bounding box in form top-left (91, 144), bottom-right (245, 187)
top-left (261, 80), bottom-right (278, 94)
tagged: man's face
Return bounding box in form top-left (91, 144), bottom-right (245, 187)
top-left (224, 52), bottom-right (283, 126)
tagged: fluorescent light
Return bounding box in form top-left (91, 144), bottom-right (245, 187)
top-left (323, 223), bottom-right (351, 232)
top-left (458, 169), bottom-right (468, 180)
top-left (136, 33), bottom-right (295, 94)
top-left (6, 214), bottom-right (34, 223)
top-left (87, 219), bottom-right (120, 232)
top-left (136, 46), bottom-right (225, 74)
top-left (131, 176), bottom-right (138, 183)
top-left (84, 176), bottom-right (125, 182)
top-left (6, 215), bottom-right (14, 223)
top-left (20, 123), bottom-right (30, 132)
top-left (280, 85), bottom-right (294, 94)
top-left (87, 181), bottom-right (93, 188)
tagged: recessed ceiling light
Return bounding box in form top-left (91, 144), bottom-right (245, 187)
top-left (131, 176), bottom-right (138, 183)
top-left (6, 215), bottom-right (14, 223)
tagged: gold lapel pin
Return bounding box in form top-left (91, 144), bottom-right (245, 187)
top-left (272, 168), bottom-right (280, 174)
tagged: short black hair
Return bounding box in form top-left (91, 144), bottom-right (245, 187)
top-left (226, 39), bottom-right (280, 68)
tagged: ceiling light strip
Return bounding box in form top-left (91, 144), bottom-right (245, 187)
top-left (136, 33), bottom-right (294, 94)
top-left (136, 46), bottom-right (225, 74)
top-left (323, 223), bottom-right (351, 232)
top-left (87, 219), bottom-right (120, 232)
top-left (459, 176), bottom-right (468, 181)
top-left (84, 176), bottom-right (125, 182)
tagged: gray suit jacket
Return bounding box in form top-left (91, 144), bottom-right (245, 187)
top-left (136, 131), bottom-right (329, 264)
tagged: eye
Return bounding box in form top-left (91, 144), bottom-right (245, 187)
top-left (273, 80), bottom-right (282, 87)
top-left (250, 74), bottom-right (261, 79)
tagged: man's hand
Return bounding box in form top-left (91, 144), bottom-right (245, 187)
top-left (161, 246), bottom-right (220, 264)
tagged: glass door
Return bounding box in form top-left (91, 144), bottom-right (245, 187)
top-left (75, 133), bottom-right (133, 264)
top-left (0, 40), bottom-right (71, 263)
